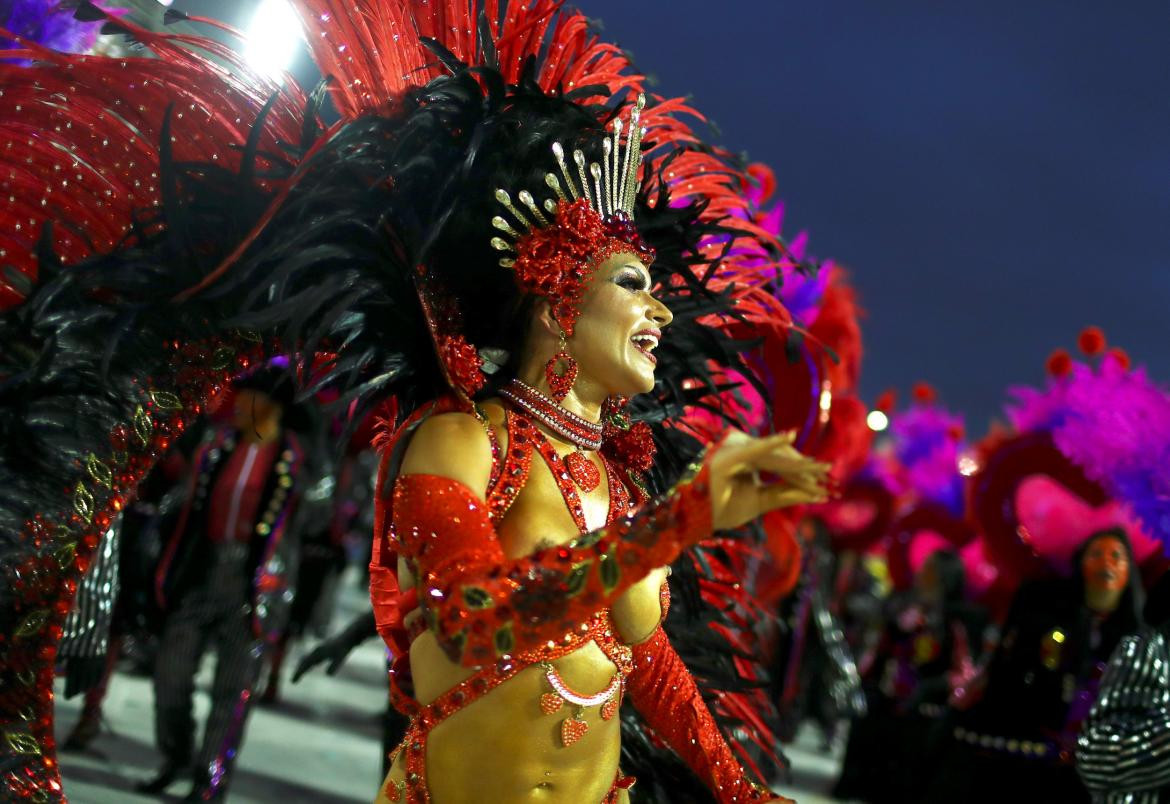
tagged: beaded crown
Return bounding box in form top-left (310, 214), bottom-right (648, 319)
top-left (489, 94), bottom-right (646, 269)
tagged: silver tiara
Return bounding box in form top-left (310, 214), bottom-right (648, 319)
top-left (489, 93), bottom-right (647, 268)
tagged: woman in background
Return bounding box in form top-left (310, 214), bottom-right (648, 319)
top-left (933, 528), bottom-right (1143, 803)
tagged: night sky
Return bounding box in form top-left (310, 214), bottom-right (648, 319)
top-left (187, 0), bottom-right (1170, 430)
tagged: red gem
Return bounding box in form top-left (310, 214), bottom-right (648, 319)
top-left (600, 694), bottom-right (619, 721)
top-left (561, 716), bottom-right (588, 746)
top-left (564, 451), bottom-right (600, 492)
top-left (109, 425), bottom-right (128, 451)
top-left (540, 693), bottom-right (564, 715)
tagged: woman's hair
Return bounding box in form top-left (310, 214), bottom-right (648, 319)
top-left (1145, 570), bottom-right (1170, 634)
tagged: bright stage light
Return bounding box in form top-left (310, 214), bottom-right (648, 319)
top-left (818, 385), bottom-right (833, 412)
top-left (866, 410), bottom-right (889, 432)
top-left (244, 0), bottom-right (305, 83)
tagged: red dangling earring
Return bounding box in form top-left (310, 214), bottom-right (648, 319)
top-left (544, 331), bottom-right (577, 402)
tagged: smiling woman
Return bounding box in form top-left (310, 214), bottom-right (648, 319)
top-left (360, 76), bottom-right (825, 803)
top-left (533, 254), bottom-right (671, 402)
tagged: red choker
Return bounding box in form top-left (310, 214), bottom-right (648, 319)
top-left (499, 379), bottom-right (605, 492)
top-left (499, 379), bottom-right (604, 450)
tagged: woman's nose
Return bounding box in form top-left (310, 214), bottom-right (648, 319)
top-left (647, 294), bottom-right (673, 327)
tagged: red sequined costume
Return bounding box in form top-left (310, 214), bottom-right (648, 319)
top-left (372, 403), bottom-right (772, 802)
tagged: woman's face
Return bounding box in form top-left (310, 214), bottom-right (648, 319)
top-left (1081, 535), bottom-right (1130, 597)
top-left (568, 252), bottom-right (673, 396)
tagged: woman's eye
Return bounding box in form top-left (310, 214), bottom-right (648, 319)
top-left (616, 273), bottom-right (647, 292)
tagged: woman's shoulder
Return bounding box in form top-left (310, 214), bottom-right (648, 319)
top-left (398, 407), bottom-right (496, 494)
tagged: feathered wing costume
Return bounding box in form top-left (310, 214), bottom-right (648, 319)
top-left (694, 163), bottom-right (873, 747)
top-left (0, 1), bottom-right (795, 799)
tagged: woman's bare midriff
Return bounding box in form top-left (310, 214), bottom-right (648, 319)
top-left (401, 631), bottom-right (623, 802)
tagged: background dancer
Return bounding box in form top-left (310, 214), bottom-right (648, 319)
top-left (142, 370), bottom-right (305, 799)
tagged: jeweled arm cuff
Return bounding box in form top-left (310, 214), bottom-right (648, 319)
top-left (391, 457), bottom-right (713, 666)
top-left (626, 627), bottom-right (775, 803)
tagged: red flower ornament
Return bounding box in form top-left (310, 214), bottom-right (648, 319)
top-left (1046, 348), bottom-right (1073, 378)
top-left (512, 198), bottom-right (606, 334)
top-left (1078, 326), bottom-right (1106, 356)
top-left (511, 198), bottom-right (653, 335)
top-left (604, 420), bottom-right (657, 473)
top-left (912, 382), bottom-right (937, 404)
top-left (1107, 347), bottom-right (1131, 371)
top-left (439, 334), bottom-right (485, 396)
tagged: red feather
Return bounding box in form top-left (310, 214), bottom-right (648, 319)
top-left (809, 268), bottom-right (864, 393)
top-left (0, 17), bottom-right (305, 308)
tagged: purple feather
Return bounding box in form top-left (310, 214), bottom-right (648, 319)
top-left (725, 175), bottom-right (830, 325)
top-left (863, 400), bottom-right (966, 516)
top-left (1053, 358), bottom-right (1170, 551)
top-left (888, 403), bottom-right (966, 515)
top-left (2, 1), bottom-right (106, 57)
top-left (1005, 353), bottom-right (1170, 552)
top-left (1007, 376), bottom-right (1072, 433)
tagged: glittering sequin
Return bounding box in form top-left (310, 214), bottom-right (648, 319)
top-left (564, 450), bottom-right (601, 492)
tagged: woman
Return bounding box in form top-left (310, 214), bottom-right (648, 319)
top-left (359, 77), bottom-right (829, 799)
top-left (0, 1), bottom-right (825, 800)
top-left (1077, 570), bottom-right (1170, 802)
top-left (376, 268), bottom-right (825, 801)
top-left (933, 528), bottom-right (1143, 803)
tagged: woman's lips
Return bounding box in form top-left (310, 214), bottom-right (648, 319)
top-left (631, 340), bottom-right (658, 365)
top-left (630, 329), bottom-right (660, 365)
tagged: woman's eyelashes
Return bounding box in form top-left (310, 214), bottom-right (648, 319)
top-left (614, 268), bottom-right (650, 293)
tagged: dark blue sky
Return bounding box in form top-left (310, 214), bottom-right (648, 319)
top-left (191, 0), bottom-right (1170, 429)
top-left (585, 0), bottom-right (1169, 428)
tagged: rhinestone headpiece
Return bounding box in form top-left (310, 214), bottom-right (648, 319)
top-left (489, 93), bottom-right (647, 268)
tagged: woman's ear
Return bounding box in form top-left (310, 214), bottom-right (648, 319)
top-left (532, 298), bottom-right (561, 339)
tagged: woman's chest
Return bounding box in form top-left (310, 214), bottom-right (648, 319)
top-left (495, 467), bottom-right (611, 556)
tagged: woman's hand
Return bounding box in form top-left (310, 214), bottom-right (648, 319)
top-left (707, 430), bottom-right (830, 531)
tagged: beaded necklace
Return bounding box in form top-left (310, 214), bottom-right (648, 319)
top-left (499, 378), bottom-right (604, 492)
